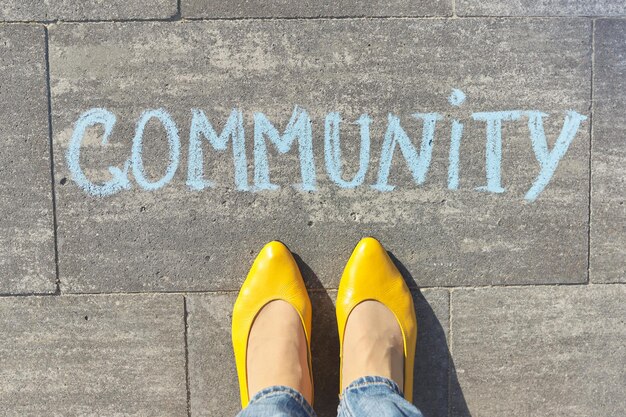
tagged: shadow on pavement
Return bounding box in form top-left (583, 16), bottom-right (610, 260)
top-left (391, 252), bottom-right (472, 417)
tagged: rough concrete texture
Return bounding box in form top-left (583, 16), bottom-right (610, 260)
top-left (0, 25), bottom-right (55, 294)
top-left (50, 19), bottom-right (591, 293)
top-left (450, 285), bottom-right (626, 417)
top-left (591, 20), bottom-right (626, 283)
top-left (1, 3), bottom-right (624, 416)
top-left (187, 293), bottom-right (240, 417)
top-left (182, 0), bottom-right (451, 18)
top-left (187, 289), bottom-right (450, 417)
top-left (458, 0), bottom-right (626, 16)
top-left (0, 294), bottom-right (187, 416)
top-left (0, 0), bottom-right (177, 21)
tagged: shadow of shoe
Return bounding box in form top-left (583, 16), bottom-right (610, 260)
top-left (292, 252), bottom-right (340, 417)
top-left (389, 251), bottom-right (472, 417)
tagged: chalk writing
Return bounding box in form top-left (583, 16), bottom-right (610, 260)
top-left (131, 109), bottom-right (180, 191)
top-left (373, 113), bottom-right (442, 192)
top-left (187, 108), bottom-right (248, 191)
top-left (67, 108), bottom-right (130, 197)
top-left (324, 112), bottom-right (371, 188)
top-left (65, 90), bottom-right (587, 202)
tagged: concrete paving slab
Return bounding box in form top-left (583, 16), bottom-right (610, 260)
top-left (457, 0), bottom-right (626, 16)
top-left (50, 19), bottom-right (591, 292)
top-left (412, 289), bottom-right (450, 417)
top-left (181, 0), bottom-right (451, 18)
top-left (187, 289), bottom-right (449, 417)
top-left (0, 0), bottom-right (177, 21)
top-left (0, 25), bottom-right (55, 294)
top-left (591, 20), bottom-right (626, 283)
top-left (450, 285), bottom-right (626, 417)
top-left (0, 294), bottom-right (187, 416)
top-left (186, 293), bottom-right (239, 417)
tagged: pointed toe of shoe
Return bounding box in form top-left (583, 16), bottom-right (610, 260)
top-left (232, 241), bottom-right (313, 407)
top-left (336, 237), bottom-right (417, 402)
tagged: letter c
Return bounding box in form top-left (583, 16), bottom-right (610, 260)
top-left (66, 108), bottom-right (130, 197)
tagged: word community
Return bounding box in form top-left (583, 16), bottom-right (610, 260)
top-left (67, 90), bottom-right (587, 202)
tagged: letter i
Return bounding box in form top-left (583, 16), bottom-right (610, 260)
top-left (448, 89), bottom-right (465, 190)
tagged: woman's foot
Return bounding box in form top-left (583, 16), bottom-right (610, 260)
top-left (341, 300), bottom-right (405, 392)
top-left (247, 300), bottom-right (313, 404)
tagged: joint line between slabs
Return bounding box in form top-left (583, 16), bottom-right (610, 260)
top-left (183, 295), bottom-right (192, 417)
top-left (43, 25), bottom-right (61, 295)
top-left (447, 288), bottom-right (453, 417)
top-left (586, 18), bottom-right (595, 285)
top-left (3, 15), bottom-right (626, 24)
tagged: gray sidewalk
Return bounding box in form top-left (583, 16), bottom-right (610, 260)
top-left (0, 1), bottom-right (624, 416)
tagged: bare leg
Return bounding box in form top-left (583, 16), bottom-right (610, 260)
top-left (341, 301), bottom-right (404, 392)
top-left (246, 300), bottom-right (313, 404)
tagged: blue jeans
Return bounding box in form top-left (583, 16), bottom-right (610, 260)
top-left (237, 376), bottom-right (424, 417)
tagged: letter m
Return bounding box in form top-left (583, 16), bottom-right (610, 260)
top-left (253, 106), bottom-right (316, 191)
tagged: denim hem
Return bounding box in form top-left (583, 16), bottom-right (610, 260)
top-left (340, 375), bottom-right (404, 398)
top-left (247, 385), bottom-right (316, 417)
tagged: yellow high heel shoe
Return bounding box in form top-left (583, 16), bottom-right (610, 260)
top-left (232, 241), bottom-right (314, 407)
top-left (336, 237), bottom-right (417, 402)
